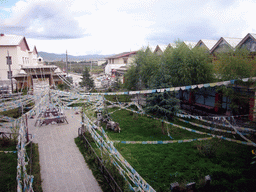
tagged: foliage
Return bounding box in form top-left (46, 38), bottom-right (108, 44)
top-left (26, 143), bottom-right (43, 192)
top-left (124, 42), bottom-right (215, 91)
top-left (75, 134), bottom-right (129, 191)
top-left (0, 139), bottom-right (17, 191)
top-left (107, 109), bottom-right (256, 191)
top-left (124, 64), bottom-right (140, 91)
top-left (111, 77), bottom-right (122, 91)
top-left (162, 41), bottom-right (215, 87)
top-left (124, 48), bottom-right (160, 90)
top-left (79, 67), bottom-right (95, 90)
top-left (145, 91), bottom-right (179, 121)
top-left (57, 76), bottom-right (73, 90)
top-left (214, 48), bottom-right (256, 80)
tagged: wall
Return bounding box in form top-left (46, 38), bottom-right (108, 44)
top-left (0, 46), bottom-right (19, 80)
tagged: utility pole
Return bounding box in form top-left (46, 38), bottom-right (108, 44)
top-left (66, 50), bottom-right (68, 76)
top-left (7, 51), bottom-right (13, 93)
top-left (91, 60), bottom-right (92, 75)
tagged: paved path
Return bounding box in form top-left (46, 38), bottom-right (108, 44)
top-left (28, 108), bottom-right (102, 192)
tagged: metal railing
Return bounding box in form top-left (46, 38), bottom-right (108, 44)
top-left (78, 127), bottom-right (123, 192)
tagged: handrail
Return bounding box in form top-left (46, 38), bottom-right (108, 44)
top-left (78, 127), bottom-right (123, 192)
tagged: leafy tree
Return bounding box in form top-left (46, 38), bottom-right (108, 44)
top-left (111, 76), bottom-right (122, 91)
top-left (214, 48), bottom-right (256, 80)
top-left (124, 47), bottom-right (160, 90)
top-left (79, 67), bottom-right (95, 90)
top-left (124, 64), bottom-right (139, 91)
top-left (162, 41), bottom-right (215, 87)
top-left (214, 49), bottom-right (256, 115)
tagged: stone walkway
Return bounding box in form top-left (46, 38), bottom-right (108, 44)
top-left (28, 108), bottom-right (102, 192)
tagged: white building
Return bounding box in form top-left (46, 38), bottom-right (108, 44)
top-left (105, 51), bottom-right (138, 75)
top-left (0, 34), bottom-right (40, 82)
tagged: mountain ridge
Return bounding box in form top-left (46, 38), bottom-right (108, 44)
top-left (38, 51), bottom-right (112, 62)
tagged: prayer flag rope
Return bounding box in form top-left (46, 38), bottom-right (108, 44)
top-left (176, 113), bottom-right (256, 133)
top-left (0, 150), bottom-right (17, 153)
top-left (106, 101), bottom-right (256, 147)
top-left (83, 113), bottom-right (156, 192)
top-left (85, 77), bottom-right (256, 95)
top-left (112, 137), bottom-right (212, 144)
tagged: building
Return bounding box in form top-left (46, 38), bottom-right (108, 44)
top-left (105, 51), bottom-right (138, 75)
top-left (0, 34), bottom-right (37, 81)
top-left (195, 39), bottom-right (218, 51)
top-left (236, 33), bottom-right (256, 52)
top-left (210, 37), bottom-right (242, 54)
top-left (0, 34), bottom-right (65, 92)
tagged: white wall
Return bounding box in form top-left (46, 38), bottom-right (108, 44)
top-left (0, 46), bottom-right (19, 80)
top-left (105, 64), bottom-right (127, 74)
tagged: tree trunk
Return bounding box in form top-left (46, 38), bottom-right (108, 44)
top-left (161, 121), bottom-right (165, 135)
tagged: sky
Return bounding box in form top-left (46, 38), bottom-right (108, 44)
top-left (0, 0), bottom-right (256, 56)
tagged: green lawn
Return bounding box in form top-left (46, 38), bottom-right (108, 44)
top-left (99, 108), bottom-right (256, 191)
top-left (104, 109), bottom-right (208, 141)
top-left (115, 139), bottom-right (255, 191)
top-left (0, 139), bottom-right (42, 192)
top-left (0, 139), bottom-right (17, 192)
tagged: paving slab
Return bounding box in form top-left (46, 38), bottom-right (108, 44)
top-left (28, 108), bottom-right (102, 192)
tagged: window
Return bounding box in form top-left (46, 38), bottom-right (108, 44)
top-left (123, 58), bottom-right (128, 64)
top-left (6, 56), bottom-right (12, 65)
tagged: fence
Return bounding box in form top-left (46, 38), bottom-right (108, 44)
top-left (78, 127), bottom-right (123, 192)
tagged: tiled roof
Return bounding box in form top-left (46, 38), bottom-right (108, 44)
top-left (0, 34), bottom-right (24, 46)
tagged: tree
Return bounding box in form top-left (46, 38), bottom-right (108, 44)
top-left (79, 67), bottom-right (95, 90)
top-left (214, 49), bottom-right (256, 116)
top-left (162, 41), bottom-right (215, 87)
top-left (214, 48), bottom-right (256, 80)
top-left (124, 47), bottom-right (160, 90)
top-left (145, 91), bottom-right (180, 134)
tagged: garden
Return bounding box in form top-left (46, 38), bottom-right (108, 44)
top-left (79, 97), bottom-right (256, 191)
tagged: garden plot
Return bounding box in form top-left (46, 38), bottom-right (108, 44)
top-left (102, 108), bottom-right (256, 191)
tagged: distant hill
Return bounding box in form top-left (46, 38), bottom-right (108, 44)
top-left (38, 51), bottom-right (112, 62)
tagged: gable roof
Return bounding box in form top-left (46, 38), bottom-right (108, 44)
top-left (105, 51), bottom-right (137, 59)
top-left (236, 33), bottom-right (256, 48)
top-left (195, 39), bottom-right (218, 50)
top-left (210, 37), bottom-right (242, 53)
top-left (0, 34), bottom-right (30, 51)
top-left (183, 41), bottom-right (197, 49)
top-left (168, 43), bottom-right (177, 49)
top-left (154, 44), bottom-right (168, 53)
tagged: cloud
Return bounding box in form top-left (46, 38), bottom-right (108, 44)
top-left (145, 0), bottom-right (256, 45)
top-left (0, 0), bottom-right (87, 39)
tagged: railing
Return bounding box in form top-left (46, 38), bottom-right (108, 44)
top-left (0, 132), bottom-right (32, 140)
top-left (78, 127), bottom-right (123, 192)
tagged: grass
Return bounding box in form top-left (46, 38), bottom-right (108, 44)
top-left (114, 139), bottom-right (255, 191)
top-left (26, 143), bottom-right (43, 192)
top-left (98, 108), bottom-right (256, 191)
top-left (0, 139), bottom-right (17, 192)
top-left (75, 133), bottom-right (129, 192)
top-left (0, 139), bottom-right (42, 192)
top-left (105, 95), bottom-right (132, 102)
top-left (0, 102), bottom-right (35, 118)
top-left (104, 109), bottom-right (207, 141)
